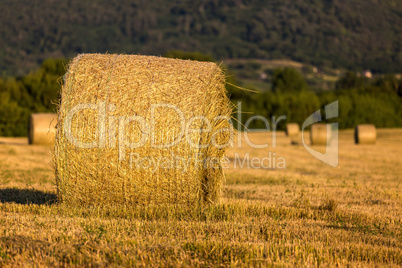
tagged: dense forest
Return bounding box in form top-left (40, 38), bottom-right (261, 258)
top-left (0, 0), bottom-right (401, 76)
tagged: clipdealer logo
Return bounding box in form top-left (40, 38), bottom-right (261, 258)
top-left (62, 100), bottom-right (339, 171)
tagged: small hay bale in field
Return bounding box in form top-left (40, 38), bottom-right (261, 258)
top-left (285, 123), bottom-right (300, 137)
top-left (286, 123), bottom-right (300, 145)
top-left (28, 113), bottom-right (57, 145)
top-left (310, 124), bottom-right (330, 145)
top-left (354, 124), bottom-right (376, 144)
top-left (55, 54), bottom-right (233, 207)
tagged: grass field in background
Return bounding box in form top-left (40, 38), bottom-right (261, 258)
top-left (0, 130), bottom-right (401, 266)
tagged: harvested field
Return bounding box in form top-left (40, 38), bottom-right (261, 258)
top-left (0, 129), bottom-right (401, 266)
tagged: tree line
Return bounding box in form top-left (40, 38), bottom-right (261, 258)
top-left (228, 68), bottom-right (402, 130)
top-left (0, 56), bottom-right (401, 137)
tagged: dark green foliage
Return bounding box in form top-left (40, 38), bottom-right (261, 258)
top-left (335, 72), bottom-right (368, 90)
top-left (21, 58), bottom-right (68, 112)
top-left (0, 58), bottom-right (68, 137)
top-left (374, 75), bottom-right (401, 95)
top-left (229, 67), bottom-right (402, 130)
top-left (230, 70), bottom-right (320, 130)
top-left (0, 90), bottom-right (28, 136)
top-left (398, 84), bottom-right (402, 97)
top-left (328, 88), bottom-right (402, 129)
top-left (272, 68), bottom-right (308, 93)
top-left (0, 0), bottom-right (401, 76)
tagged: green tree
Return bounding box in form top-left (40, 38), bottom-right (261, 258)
top-left (0, 90), bottom-right (28, 136)
top-left (272, 68), bottom-right (308, 93)
top-left (22, 58), bottom-right (68, 112)
top-left (0, 58), bottom-right (68, 136)
top-left (335, 71), bottom-right (367, 90)
top-left (374, 75), bottom-right (400, 94)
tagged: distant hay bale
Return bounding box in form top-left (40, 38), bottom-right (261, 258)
top-left (355, 124), bottom-right (376, 144)
top-left (310, 124), bottom-right (330, 145)
top-left (55, 54), bottom-right (233, 207)
top-left (286, 123), bottom-right (300, 137)
top-left (28, 113), bottom-right (57, 145)
top-left (286, 123), bottom-right (300, 145)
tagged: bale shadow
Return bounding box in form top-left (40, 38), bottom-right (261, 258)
top-left (0, 188), bottom-right (57, 205)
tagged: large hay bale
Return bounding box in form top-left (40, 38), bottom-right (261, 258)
top-left (310, 124), bottom-right (330, 145)
top-left (55, 54), bottom-right (233, 207)
top-left (354, 124), bottom-right (376, 144)
top-left (28, 113), bottom-right (57, 145)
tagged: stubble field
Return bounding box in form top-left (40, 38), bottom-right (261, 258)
top-left (0, 129), bottom-right (401, 267)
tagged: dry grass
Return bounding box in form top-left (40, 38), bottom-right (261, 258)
top-left (0, 129), bottom-right (401, 267)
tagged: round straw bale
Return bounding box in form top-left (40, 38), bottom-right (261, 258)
top-left (55, 54), bottom-right (233, 207)
top-left (286, 123), bottom-right (300, 137)
top-left (354, 124), bottom-right (376, 144)
top-left (28, 113), bottom-right (57, 145)
top-left (310, 123), bottom-right (330, 145)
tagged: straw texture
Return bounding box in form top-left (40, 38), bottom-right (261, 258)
top-left (55, 54), bottom-right (232, 207)
top-left (355, 124), bottom-right (376, 144)
top-left (28, 113), bottom-right (57, 145)
top-left (310, 124), bottom-right (330, 145)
